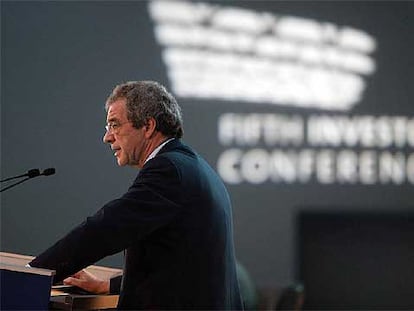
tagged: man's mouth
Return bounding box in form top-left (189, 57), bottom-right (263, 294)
top-left (112, 148), bottom-right (121, 157)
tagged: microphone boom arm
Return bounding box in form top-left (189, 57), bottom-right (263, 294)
top-left (0, 167), bottom-right (55, 192)
top-left (0, 177), bottom-right (31, 193)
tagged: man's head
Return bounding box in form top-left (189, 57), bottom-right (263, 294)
top-left (106, 81), bottom-right (183, 138)
top-left (103, 81), bottom-right (183, 168)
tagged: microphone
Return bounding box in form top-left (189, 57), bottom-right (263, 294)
top-left (0, 167), bottom-right (56, 193)
top-left (41, 168), bottom-right (55, 176)
top-left (1, 168), bottom-right (41, 182)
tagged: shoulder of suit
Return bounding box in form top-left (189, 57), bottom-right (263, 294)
top-left (159, 139), bottom-right (197, 158)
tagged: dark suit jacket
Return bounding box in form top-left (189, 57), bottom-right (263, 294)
top-left (30, 139), bottom-right (243, 310)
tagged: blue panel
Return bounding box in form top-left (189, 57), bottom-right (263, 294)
top-left (1, 269), bottom-right (52, 310)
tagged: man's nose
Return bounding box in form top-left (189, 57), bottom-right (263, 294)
top-left (103, 131), bottom-right (114, 144)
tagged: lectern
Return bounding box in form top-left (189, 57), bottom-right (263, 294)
top-left (0, 252), bottom-right (122, 310)
top-left (1, 254), bottom-right (55, 310)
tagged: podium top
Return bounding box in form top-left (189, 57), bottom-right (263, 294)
top-left (0, 252), bottom-right (122, 279)
top-left (0, 251), bottom-right (34, 265)
top-left (0, 262), bottom-right (55, 276)
top-left (0, 252), bottom-right (55, 276)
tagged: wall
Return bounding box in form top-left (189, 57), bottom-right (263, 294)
top-left (2, 0), bottom-right (413, 289)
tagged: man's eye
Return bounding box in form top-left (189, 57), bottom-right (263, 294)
top-left (111, 123), bottom-right (120, 129)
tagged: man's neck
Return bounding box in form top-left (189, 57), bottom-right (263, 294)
top-left (145, 137), bottom-right (175, 165)
top-left (138, 133), bottom-right (171, 168)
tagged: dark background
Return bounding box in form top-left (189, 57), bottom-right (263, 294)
top-left (2, 0), bottom-right (413, 298)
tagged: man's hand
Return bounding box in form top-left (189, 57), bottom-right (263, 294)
top-left (63, 269), bottom-right (110, 294)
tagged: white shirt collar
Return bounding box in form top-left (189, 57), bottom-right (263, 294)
top-left (144, 138), bottom-right (175, 164)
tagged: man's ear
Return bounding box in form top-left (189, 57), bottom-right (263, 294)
top-left (144, 118), bottom-right (157, 138)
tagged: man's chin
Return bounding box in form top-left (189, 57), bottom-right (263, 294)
top-left (116, 157), bottom-right (140, 168)
top-left (116, 158), bottom-right (127, 166)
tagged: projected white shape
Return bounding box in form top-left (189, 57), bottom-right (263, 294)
top-left (148, 0), bottom-right (377, 111)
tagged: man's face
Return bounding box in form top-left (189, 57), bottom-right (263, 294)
top-left (103, 99), bottom-right (147, 168)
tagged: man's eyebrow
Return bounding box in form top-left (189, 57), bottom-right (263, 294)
top-left (106, 117), bottom-right (120, 123)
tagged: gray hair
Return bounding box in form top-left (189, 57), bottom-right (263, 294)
top-left (106, 81), bottom-right (183, 138)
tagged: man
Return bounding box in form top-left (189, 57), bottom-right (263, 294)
top-left (29, 81), bottom-right (243, 310)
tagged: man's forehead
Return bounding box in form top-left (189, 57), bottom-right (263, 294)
top-left (106, 99), bottom-right (127, 121)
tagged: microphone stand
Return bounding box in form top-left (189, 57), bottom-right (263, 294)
top-left (1, 169), bottom-right (40, 183)
top-left (0, 168), bottom-right (55, 193)
top-left (1, 175), bottom-right (27, 182)
top-left (1, 177), bottom-right (31, 192)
